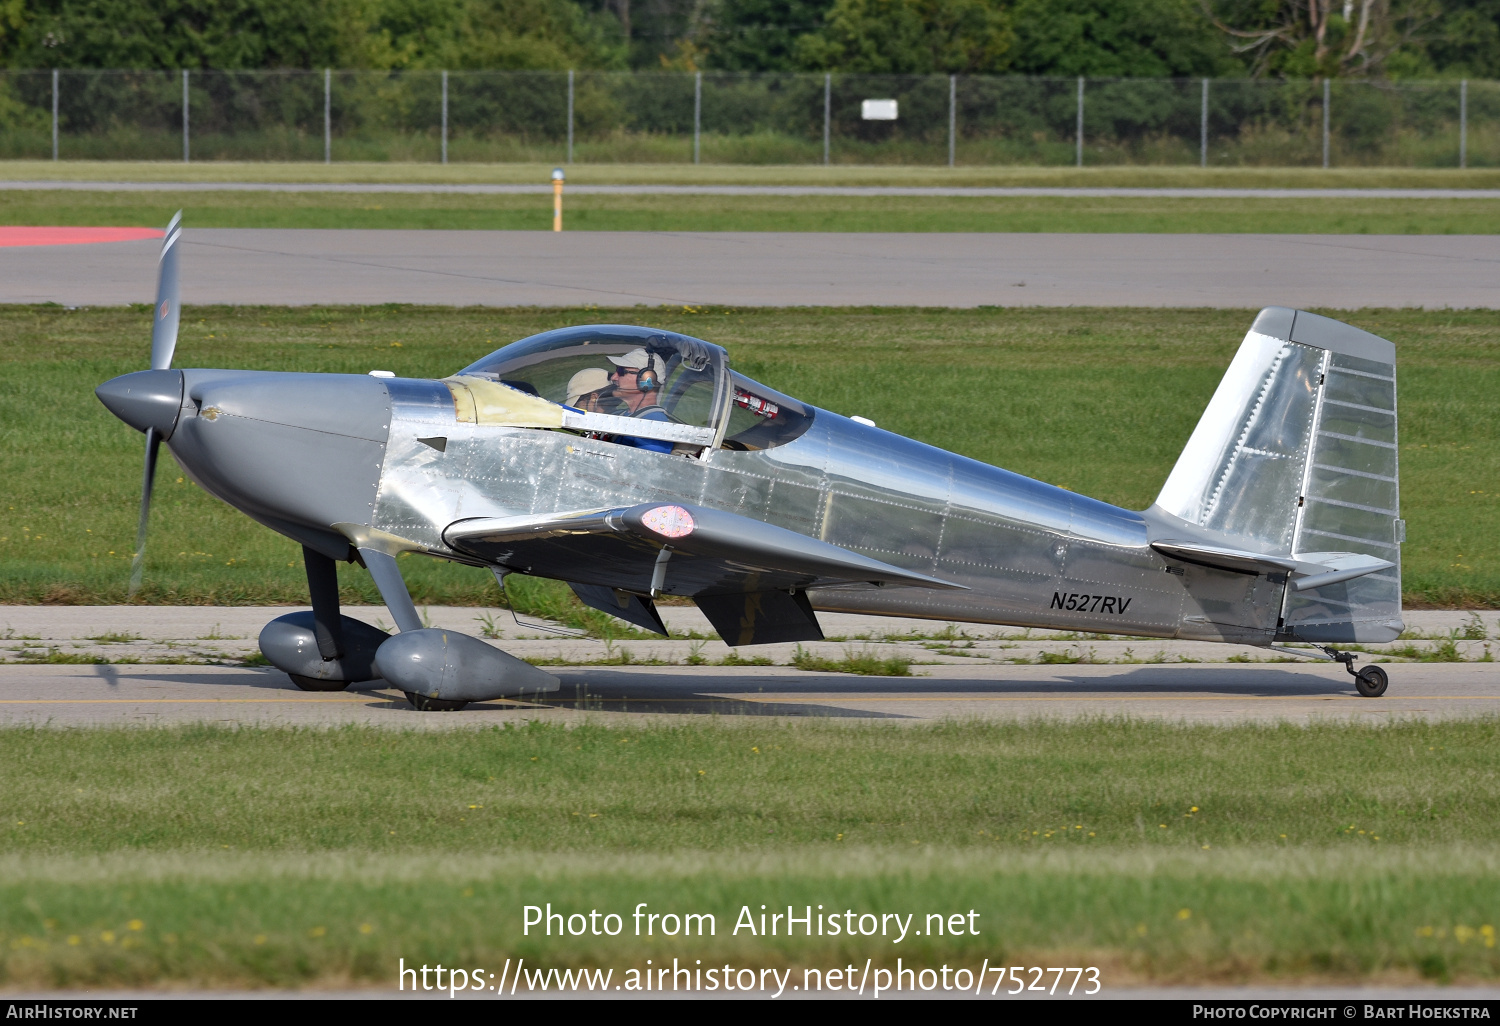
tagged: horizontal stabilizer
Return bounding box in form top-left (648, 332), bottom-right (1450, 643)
top-left (445, 503), bottom-right (965, 599)
top-left (1152, 539), bottom-right (1393, 591)
top-left (1287, 552), bottom-right (1400, 593)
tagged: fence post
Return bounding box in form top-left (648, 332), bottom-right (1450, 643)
top-left (1200, 78), bottom-right (1208, 168)
top-left (823, 73), bottom-right (831, 166)
top-left (693, 70), bottom-right (702, 165)
top-left (1076, 76), bottom-right (1084, 167)
top-left (948, 74), bottom-right (956, 167)
top-left (51, 68), bottom-right (58, 161)
top-left (1458, 78), bottom-right (1470, 170)
top-left (567, 69), bottom-right (574, 164)
top-left (182, 69), bottom-right (189, 163)
top-left (441, 70), bottom-right (448, 165)
top-left (324, 69), bottom-right (331, 164)
top-left (1322, 78), bottom-right (1330, 169)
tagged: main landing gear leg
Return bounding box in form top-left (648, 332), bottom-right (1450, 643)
top-left (1322, 647), bottom-right (1389, 698)
top-left (356, 546), bottom-right (469, 712)
top-left (288, 546), bottom-right (352, 693)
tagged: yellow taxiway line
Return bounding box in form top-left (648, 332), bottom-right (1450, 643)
top-left (558, 694), bottom-right (1499, 703)
top-left (543, 694), bottom-right (1497, 704)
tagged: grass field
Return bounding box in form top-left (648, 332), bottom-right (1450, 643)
top-left (4, 188), bottom-right (1500, 234)
top-left (4, 162), bottom-right (1500, 233)
top-left (0, 719), bottom-right (1496, 987)
top-left (0, 304), bottom-right (1495, 609)
top-left (5, 162), bottom-right (1500, 188)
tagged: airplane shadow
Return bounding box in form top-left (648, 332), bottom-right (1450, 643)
top-left (87, 665), bottom-right (404, 700)
top-left (90, 665), bottom-right (293, 691)
top-left (82, 663), bottom-right (1364, 718)
top-left (525, 660), bottom-right (1362, 708)
top-left (78, 667), bottom-right (886, 718)
top-left (518, 673), bottom-right (910, 718)
top-left (1049, 665), bottom-right (1357, 697)
top-left (501, 664), bottom-right (1361, 716)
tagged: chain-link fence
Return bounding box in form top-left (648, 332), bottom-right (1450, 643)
top-left (0, 69), bottom-right (1494, 167)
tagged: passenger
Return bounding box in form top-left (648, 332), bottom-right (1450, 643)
top-left (605, 348), bottom-right (675, 454)
top-left (563, 367), bottom-right (612, 412)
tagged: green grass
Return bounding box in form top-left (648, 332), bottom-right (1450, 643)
top-left (0, 720), bottom-right (1496, 987)
top-left (9, 647), bottom-right (108, 664)
top-left (792, 645), bottom-right (912, 676)
top-left (5, 161), bottom-right (1500, 188)
top-left (4, 188), bottom-right (1500, 234)
top-left (5, 162), bottom-right (1500, 237)
top-left (717, 651), bottom-right (772, 666)
top-left (0, 304), bottom-right (1494, 608)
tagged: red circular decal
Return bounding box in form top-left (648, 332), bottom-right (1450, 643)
top-left (641, 505), bottom-right (695, 539)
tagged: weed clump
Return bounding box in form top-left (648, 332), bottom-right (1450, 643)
top-left (792, 645), bottom-right (911, 676)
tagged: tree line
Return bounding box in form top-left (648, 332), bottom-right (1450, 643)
top-left (2, 0), bottom-right (1496, 78)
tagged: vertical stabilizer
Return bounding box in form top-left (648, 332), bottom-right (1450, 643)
top-left (1152, 308), bottom-right (1402, 643)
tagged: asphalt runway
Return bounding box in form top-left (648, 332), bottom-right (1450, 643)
top-left (1, 661), bottom-right (1495, 727)
top-left (3, 229), bottom-right (1496, 307)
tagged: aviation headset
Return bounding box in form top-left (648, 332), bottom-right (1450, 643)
top-left (635, 354), bottom-right (662, 393)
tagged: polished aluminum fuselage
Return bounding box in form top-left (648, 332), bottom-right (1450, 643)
top-left (371, 379), bottom-right (1280, 644)
top-left (130, 309), bottom-right (1399, 654)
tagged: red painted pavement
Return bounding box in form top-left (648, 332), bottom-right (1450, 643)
top-left (0, 226), bottom-right (164, 247)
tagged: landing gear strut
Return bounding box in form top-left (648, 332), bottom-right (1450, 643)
top-left (1323, 648), bottom-right (1389, 698)
top-left (292, 545), bottom-right (351, 692)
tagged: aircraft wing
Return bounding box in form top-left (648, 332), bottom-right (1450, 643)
top-left (445, 502), bottom-right (964, 646)
top-left (444, 502), bottom-right (965, 597)
top-left (1151, 539), bottom-right (1394, 593)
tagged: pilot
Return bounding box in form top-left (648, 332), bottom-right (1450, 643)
top-left (606, 348), bottom-right (675, 454)
top-left (563, 367), bottom-right (612, 412)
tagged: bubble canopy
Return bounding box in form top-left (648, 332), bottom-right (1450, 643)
top-left (456, 325), bottom-right (814, 450)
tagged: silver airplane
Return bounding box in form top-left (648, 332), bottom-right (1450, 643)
top-left (96, 217), bottom-right (1404, 710)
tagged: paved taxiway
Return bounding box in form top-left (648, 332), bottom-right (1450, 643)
top-left (0, 606), bottom-right (1492, 726)
top-left (1, 662), bottom-right (1495, 728)
top-left (3, 229), bottom-right (1496, 308)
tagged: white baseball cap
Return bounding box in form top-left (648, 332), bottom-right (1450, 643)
top-left (606, 348), bottom-right (665, 377)
top-left (565, 367), bottom-right (611, 406)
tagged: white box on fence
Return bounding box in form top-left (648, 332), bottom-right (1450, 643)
top-left (861, 99), bottom-right (898, 120)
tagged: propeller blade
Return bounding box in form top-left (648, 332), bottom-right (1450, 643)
top-left (149, 211), bottom-right (182, 372)
top-left (127, 427), bottom-right (161, 599)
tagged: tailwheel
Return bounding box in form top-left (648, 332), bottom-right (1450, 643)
top-left (404, 691), bottom-right (468, 712)
top-left (1325, 648), bottom-right (1390, 699)
top-left (289, 674), bottom-right (350, 693)
top-left (1354, 665), bottom-right (1389, 698)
